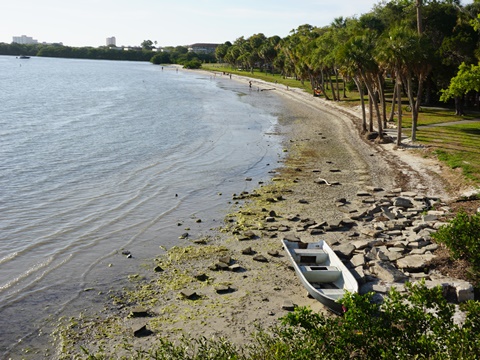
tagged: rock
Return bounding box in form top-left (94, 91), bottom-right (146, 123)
top-left (361, 228), bottom-right (383, 238)
top-left (372, 261), bottom-right (408, 283)
top-left (334, 243), bottom-right (355, 259)
top-left (121, 250), bottom-right (131, 256)
top-left (242, 247), bottom-right (254, 255)
top-left (229, 264), bottom-right (243, 272)
top-left (424, 278), bottom-right (474, 303)
top-left (253, 255), bottom-right (268, 262)
top-left (283, 235), bottom-right (300, 242)
top-left (396, 254), bottom-right (435, 272)
top-left (179, 289), bottom-right (199, 300)
top-left (394, 197), bottom-right (414, 209)
top-left (194, 273), bottom-right (209, 282)
top-left (282, 300), bottom-right (295, 311)
top-left (243, 230), bottom-right (257, 239)
top-left (267, 250), bottom-right (280, 257)
top-left (352, 266), bottom-right (366, 285)
top-left (218, 256), bottom-right (232, 265)
top-left (215, 262), bottom-right (230, 271)
top-left (132, 324), bottom-right (152, 337)
top-left (350, 253), bottom-right (365, 268)
top-left (153, 265), bottom-right (164, 272)
top-left (179, 232), bottom-right (189, 239)
top-left (385, 251), bottom-right (404, 262)
top-left (215, 285), bottom-right (235, 294)
top-left (351, 239), bottom-right (371, 250)
top-left (356, 191), bottom-right (372, 197)
top-left (129, 307), bottom-right (149, 318)
top-left (193, 238), bottom-right (207, 245)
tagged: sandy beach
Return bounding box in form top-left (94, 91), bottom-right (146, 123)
top-left (56, 71), bottom-right (471, 357)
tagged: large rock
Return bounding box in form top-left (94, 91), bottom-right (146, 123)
top-left (396, 254), bottom-right (435, 272)
top-left (424, 278), bottom-right (474, 303)
top-left (334, 243), bottom-right (356, 258)
top-left (351, 253), bottom-right (366, 268)
top-left (394, 197), bottom-right (414, 209)
top-left (373, 261), bottom-right (408, 283)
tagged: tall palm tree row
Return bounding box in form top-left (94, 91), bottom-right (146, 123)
top-left (214, 0), bottom-right (480, 144)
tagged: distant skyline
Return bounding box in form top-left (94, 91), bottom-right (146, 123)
top-left (2, 0), bottom-right (474, 48)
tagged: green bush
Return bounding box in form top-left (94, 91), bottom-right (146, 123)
top-left (183, 59), bottom-right (202, 69)
top-left (432, 211), bottom-right (480, 274)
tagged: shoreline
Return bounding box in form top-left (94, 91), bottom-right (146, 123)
top-left (53, 69), bottom-right (473, 357)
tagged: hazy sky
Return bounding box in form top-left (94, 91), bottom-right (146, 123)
top-left (1, 0), bottom-right (473, 47)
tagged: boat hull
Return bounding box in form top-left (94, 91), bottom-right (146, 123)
top-left (282, 239), bottom-right (358, 314)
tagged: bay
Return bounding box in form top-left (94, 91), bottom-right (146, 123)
top-left (0, 56), bottom-right (285, 357)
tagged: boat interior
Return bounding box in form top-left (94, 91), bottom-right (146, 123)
top-left (292, 247), bottom-right (346, 298)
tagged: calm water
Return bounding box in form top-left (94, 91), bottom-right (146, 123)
top-left (0, 56), bottom-right (285, 357)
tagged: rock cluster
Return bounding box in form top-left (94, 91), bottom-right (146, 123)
top-left (285, 187), bottom-right (474, 304)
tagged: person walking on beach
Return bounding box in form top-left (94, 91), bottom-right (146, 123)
top-left (249, 81), bottom-right (252, 88)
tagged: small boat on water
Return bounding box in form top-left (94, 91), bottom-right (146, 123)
top-left (282, 239), bottom-right (358, 314)
top-left (18, 55), bottom-right (30, 59)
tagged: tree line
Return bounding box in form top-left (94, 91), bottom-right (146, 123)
top-left (213, 0), bottom-right (480, 145)
top-left (0, 42), bottom-right (216, 68)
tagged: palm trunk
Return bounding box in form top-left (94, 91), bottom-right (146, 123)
top-left (389, 82), bottom-right (397, 122)
top-left (406, 76), bottom-right (417, 141)
top-left (335, 69), bottom-right (341, 101)
top-left (396, 78), bottom-right (403, 146)
top-left (353, 77), bottom-right (367, 132)
top-left (377, 73), bottom-right (387, 129)
top-left (328, 70), bottom-right (337, 101)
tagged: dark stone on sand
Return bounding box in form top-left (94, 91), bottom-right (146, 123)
top-left (215, 285), bottom-right (235, 294)
top-left (129, 306), bottom-right (149, 318)
top-left (267, 250), bottom-right (280, 257)
top-left (215, 262), bottom-right (230, 271)
top-left (132, 324), bottom-right (152, 337)
top-left (242, 247), bottom-right (254, 255)
top-left (195, 273), bottom-right (209, 282)
top-left (219, 256), bottom-right (232, 265)
top-left (121, 250), bottom-right (131, 256)
top-left (153, 265), bottom-right (164, 272)
top-left (253, 255), bottom-right (268, 262)
top-left (282, 300), bottom-right (295, 311)
top-left (243, 230), bottom-right (257, 239)
top-left (180, 289), bottom-right (199, 300)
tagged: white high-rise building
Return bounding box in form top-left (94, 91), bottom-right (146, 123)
top-left (12, 35), bottom-right (38, 44)
top-left (106, 36), bottom-right (116, 46)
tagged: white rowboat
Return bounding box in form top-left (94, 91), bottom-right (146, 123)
top-left (282, 239), bottom-right (358, 314)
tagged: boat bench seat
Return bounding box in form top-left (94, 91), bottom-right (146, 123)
top-left (315, 288), bottom-right (345, 299)
top-left (294, 248), bottom-right (328, 264)
top-left (301, 265), bottom-right (341, 283)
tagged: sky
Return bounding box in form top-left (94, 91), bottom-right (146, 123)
top-left (1, 0), bottom-right (474, 48)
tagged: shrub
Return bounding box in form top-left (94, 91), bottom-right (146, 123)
top-left (432, 211), bottom-right (480, 274)
top-left (183, 59), bottom-right (202, 69)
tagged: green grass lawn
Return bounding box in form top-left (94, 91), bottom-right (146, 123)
top-left (201, 64), bottom-right (480, 185)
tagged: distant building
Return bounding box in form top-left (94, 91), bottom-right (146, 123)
top-left (106, 36), bottom-right (116, 46)
top-left (12, 35), bottom-right (38, 44)
top-left (188, 43), bottom-right (219, 54)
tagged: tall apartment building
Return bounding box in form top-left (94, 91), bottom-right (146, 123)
top-left (12, 35), bottom-right (38, 44)
top-left (106, 36), bottom-right (116, 46)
